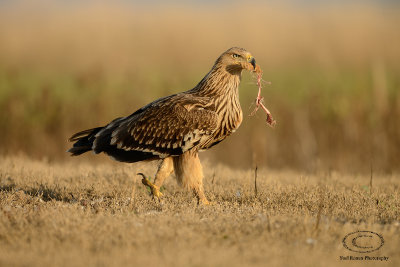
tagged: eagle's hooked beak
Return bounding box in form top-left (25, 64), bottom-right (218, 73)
top-left (248, 56), bottom-right (256, 70)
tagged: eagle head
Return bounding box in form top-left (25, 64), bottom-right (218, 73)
top-left (215, 47), bottom-right (257, 74)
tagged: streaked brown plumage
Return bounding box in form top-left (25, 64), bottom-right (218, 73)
top-left (68, 47), bottom-right (257, 204)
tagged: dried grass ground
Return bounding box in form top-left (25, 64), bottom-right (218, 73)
top-left (0, 155), bottom-right (399, 267)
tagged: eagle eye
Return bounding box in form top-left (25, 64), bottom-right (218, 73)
top-left (232, 54), bottom-right (240, 58)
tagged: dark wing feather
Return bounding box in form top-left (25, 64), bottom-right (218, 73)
top-left (93, 93), bottom-right (219, 159)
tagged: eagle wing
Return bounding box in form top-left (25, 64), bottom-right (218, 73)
top-left (93, 93), bottom-right (219, 159)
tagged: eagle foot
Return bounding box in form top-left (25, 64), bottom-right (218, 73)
top-left (198, 198), bottom-right (211, 205)
top-left (194, 189), bottom-right (211, 206)
top-left (138, 173), bottom-right (163, 201)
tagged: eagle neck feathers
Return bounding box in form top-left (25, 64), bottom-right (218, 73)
top-left (191, 64), bottom-right (242, 98)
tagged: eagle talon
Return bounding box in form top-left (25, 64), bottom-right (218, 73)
top-left (199, 198), bottom-right (211, 205)
top-left (138, 173), bottom-right (163, 201)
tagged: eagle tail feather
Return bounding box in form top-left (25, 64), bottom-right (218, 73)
top-left (67, 127), bottom-right (103, 156)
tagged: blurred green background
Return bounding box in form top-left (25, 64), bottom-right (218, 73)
top-left (0, 1), bottom-right (399, 172)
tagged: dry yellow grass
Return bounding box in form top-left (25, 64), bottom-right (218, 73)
top-left (1, 155), bottom-right (399, 266)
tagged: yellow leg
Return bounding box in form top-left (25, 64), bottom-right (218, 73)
top-left (139, 173), bottom-right (161, 200)
top-left (138, 157), bottom-right (174, 201)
